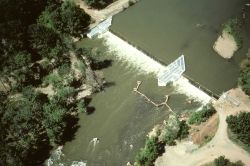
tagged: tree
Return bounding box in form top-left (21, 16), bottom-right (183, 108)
top-left (135, 137), bottom-right (162, 166)
top-left (14, 51), bottom-right (31, 68)
top-left (226, 112), bottom-right (250, 146)
top-left (177, 120), bottom-right (190, 140)
top-left (76, 100), bottom-right (86, 113)
top-left (39, 0), bottom-right (91, 37)
top-left (59, 0), bottom-right (91, 37)
top-left (239, 49), bottom-right (250, 95)
top-left (0, 88), bottom-right (47, 165)
top-left (161, 115), bottom-right (190, 146)
top-left (43, 102), bottom-right (67, 145)
top-left (214, 156), bottom-right (244, 166)
top-left (28, 24), bottom-right (63, 59)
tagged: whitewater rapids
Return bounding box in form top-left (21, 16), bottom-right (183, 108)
top-left (101, 31), bottom-right (212, 105)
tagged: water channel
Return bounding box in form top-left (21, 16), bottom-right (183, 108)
top-left (62, 0), bottom-right (249, 165)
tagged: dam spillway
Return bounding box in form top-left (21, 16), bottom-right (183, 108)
top-left (101, 31), bottom-right (213, 104)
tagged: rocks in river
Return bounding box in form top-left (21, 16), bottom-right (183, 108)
top-left (46, 146), bottom-right (87, 166)
top-left (71, 161), bottom-right (87, 166)
top-left (46, 146), bottom-right (64, 166)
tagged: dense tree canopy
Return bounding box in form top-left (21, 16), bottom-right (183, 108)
top-left (226, 112), bottom-right (250, 146)
top-left (0, 0), bottom-right (95, 165)
top-left (39, 0), bottom-right (91, 37)
top-left (0, 88), bottom-right (47, 165)
top-left (239, 49), bottom-right (250, 95)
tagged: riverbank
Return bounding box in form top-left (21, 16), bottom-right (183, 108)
top-left (155, 87), bottom-right (250, 166)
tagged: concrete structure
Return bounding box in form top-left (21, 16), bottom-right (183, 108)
top-left (158, 55), bottom-right (185, 86)
top-left (87, 17), bottom-right (112, 38)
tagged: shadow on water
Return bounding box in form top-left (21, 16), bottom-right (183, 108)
top-left (24, 135), bottom-right (53, 166)
top-left (103, 81), bottom-right (116, 89)
top-left (84, 97), bottom-right (97, 115)
top-left (86, 106), bottom-right (96, 115)
top-left (61, 116), bottom-right (80, 144)
top-left (84, 97), bottom-right (92, 106)
top-left (91, 59), bottom-right (113, 70)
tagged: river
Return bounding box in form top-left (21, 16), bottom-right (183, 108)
top-left (62, 0), bottom-right (249, 165)
top-left (111, 0), bottom-right (250, 95)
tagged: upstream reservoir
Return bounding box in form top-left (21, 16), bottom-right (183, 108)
top-left (62, 0), bottom-right (249, 165)
top-left (111, 0), bottom-right (249, 95)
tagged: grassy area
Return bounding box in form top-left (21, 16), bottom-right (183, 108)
top-left (199, 135), bottom-right (213, 148)
top-left (188, 104), bottom-right (216, 125)
top-left (227, 129), bottom-right (250, 154)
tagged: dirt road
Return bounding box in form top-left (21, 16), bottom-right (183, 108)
top-left (155, 88), bottom-right (250, 166)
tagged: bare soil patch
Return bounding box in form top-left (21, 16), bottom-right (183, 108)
top-left (213, 31), bottom-right (238, 59)
top-left (190, 113), bottom-right (219, 145)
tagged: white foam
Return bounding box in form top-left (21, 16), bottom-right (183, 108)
top-left (174, 77), bottom-right (212, 105)
top-left (46, 146), bottom-right (87, 166)
top-left (102, 31), bottom-right (165, 75)
top-left (101, 31), bottom-right (212, 105)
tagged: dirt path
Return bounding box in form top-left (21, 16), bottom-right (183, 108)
top-left (155, 88), bottom-right (250, 166)
top-left (191, 113), bottom-right (219, 145)
top-left (74, 0), bottom-right (138, 27)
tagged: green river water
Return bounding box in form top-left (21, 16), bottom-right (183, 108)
top-left (111, 0), bottom-right (250, 95)
top-left (62, 0), bottom-right (249, 165)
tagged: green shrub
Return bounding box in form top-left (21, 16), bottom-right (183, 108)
top-left (74, 61), bottom-right (86, 73)
top-left (188, 105), bottom-right (216, 125)
top-left (43, 73), bottom-right (62, 88)
top-left (163, 115), bottom-right (190, 145)
top-left (177, 120), bottom-right (190, 140)
top-left (58, 63), bottom-right (71, 76)
top-left (239, 49), bottom-right (250, 95)
top-left (223, 18), bottom-right (242, 47)
top-left (14, 52), bottom-right (31, 68)
top-left (135, 137), bottom-right (162, 166)
top-left (214, 156), bottom-right (244, 166)
top-left (76, 100), bottom-right (86, 113)
top-left (135, 116), bottom-right (190, 165)
top-left (226, 112), bottom-right (250, 146)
